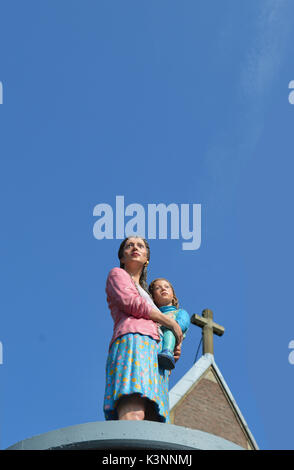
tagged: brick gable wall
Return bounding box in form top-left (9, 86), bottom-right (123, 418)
top-left (170, 367), bottom-right (251, 449)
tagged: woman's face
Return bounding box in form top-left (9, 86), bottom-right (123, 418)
top-left (151, 279), bottom-right (174, 307)
top-left (120, 237), bottom-right (148, 268)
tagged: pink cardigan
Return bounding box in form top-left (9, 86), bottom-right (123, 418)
top-left (106, 267), bottom-right (160, 348)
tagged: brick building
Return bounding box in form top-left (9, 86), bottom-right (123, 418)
top-left (169, 352), bottom-right (258, 450)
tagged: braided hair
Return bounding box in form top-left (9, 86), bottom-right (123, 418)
top-left (118, 237), bottom-right (151, 294)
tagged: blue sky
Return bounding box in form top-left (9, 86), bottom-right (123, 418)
top-left (1, 0), bottom-right (294, 450)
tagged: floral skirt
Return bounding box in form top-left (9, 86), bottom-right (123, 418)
top-left (103, 333), bottom-right (170, 422)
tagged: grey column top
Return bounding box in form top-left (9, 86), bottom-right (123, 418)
top-left (6, 421), bottom-right (244, 450)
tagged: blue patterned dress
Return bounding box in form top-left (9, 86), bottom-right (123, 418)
top-left (103, 284), bottom-right (170, 422)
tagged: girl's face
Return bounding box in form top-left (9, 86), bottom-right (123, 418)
top-left (120, 237), bottom-right (148, 268)
top-left (151, 279), bottom-right (174, 307)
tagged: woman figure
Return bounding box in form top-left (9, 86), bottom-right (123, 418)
top-left (103, 236), bottom-right (183, 422)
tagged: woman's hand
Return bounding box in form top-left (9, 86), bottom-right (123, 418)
top-left (165, 313), bottom-right (183, 345)
top-left (169, 319), bottom-right (183, 345)
top-left (149, 309), bottom-right (183, 344)
top-left (173, 341), bottom-right (182, 363)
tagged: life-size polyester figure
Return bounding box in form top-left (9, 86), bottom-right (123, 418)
top-left (103, 237), bottom-right (183, 423)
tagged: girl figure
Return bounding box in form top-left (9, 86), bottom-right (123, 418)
top-left (103, 237), bottom-right (183, 423)
top-left (149, 279), bottom-right (190, 371)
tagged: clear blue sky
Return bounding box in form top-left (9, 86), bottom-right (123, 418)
top-left (1, 0), bottom-right (294, 450)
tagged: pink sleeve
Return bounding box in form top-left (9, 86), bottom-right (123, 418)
top-left (106, 268), bottom-right (153, 319)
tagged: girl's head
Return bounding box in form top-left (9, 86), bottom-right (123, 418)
top-left (149, 278), bottom-right (179, 309)
top-left (118, 236), bottom-right (150, 292)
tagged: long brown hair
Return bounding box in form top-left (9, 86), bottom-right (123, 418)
top-left (149, 278), bottom-right (179, 309)
top-left (118, 237), bottom-right (150, 293)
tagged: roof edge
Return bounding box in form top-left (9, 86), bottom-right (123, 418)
top-left (210, 358), bottom-right (259, 450)
top-left (169, 353), bottom-right (213, 409)
top-left (169, 354), bottom-right (259, 450)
